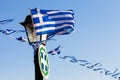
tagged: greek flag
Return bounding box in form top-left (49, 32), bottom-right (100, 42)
top-left (16, 36), bottom-right (27, 42)
top-left (30, 8), bottom-right (75, 35)
top-left (1, 29), bottom-right (16, 35)
top-left (0, 19), bottom-right (13, 25)
top-left (48, 45), bottom-right (62, 55)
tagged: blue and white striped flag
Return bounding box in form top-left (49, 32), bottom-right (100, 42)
top-left (48, 45), bottom-right (62, 55)
top-left (0, 19), bottom-right (13, 25)
top-left (16, 36), bottom-right (27, 42)
top-left (30, 8), bottom-right (75, 35)
top-left (1, 29), bottom-right (16, 35)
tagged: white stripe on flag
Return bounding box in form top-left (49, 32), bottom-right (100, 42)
top-left (34, 21), bottom-right (55, 27)
top-left (47, 10), bottom-right (73, 14)
top-left (55, 24), bottom-right (74, 30)
top-left (49, 14), bottom-right (73, 19)
top-left (36, 27), bottom-right (55, 33)
top-left (32, 14), bottom-right (44, 18)
top-left (55, 20), bottom-right (75, 24)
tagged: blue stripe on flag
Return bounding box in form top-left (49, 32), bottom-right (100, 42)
top-left (40, 9), bottom-right (74, 14)
top-left (40, 9), bottom-right (54, 14)
top-left (42, 16), bottom-right (53, 22)
top-left (50, 17), bottom-right (73, 21)
top-left (55, 22), bottom-right (74, 27)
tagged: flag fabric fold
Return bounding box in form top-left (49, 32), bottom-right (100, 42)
top-left (30, 8), bottom-right (75, 36)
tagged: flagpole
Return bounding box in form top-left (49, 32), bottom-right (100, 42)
top-left (34, 47), bottom-right (43, 80)
top-left (20, 14), bottom-right (44, 80)
top-left (30, 8), bottom-right (44, 80)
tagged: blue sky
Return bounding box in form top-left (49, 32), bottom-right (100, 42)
top-left (0, 0), bottom-right (120, 80)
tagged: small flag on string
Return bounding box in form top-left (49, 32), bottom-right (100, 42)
top-left (0, 29), bottom-right (26, 35)
top-left (48, 45), bottom-right (62, 55)
top-left (1, 29), bottom-right (16, 35)
top-left (0, 19), bottom-right (13, 25)
top-left (16, 36), bottom-right (27, 42)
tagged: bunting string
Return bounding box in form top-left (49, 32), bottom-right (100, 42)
top-left (57, 55), bottom-right (120, 80)
top-left (1, 28), bottom-right (120, 80)
top-left (0, 29), bottom-right (28, 42)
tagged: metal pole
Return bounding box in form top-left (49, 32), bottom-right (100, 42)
top-left (34, 48), bottom-right (43, 80)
